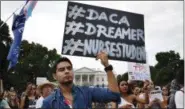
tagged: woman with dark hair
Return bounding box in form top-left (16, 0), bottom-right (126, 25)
top-left (8, 91), bottom-right (19, 109)
top-left (138, 81), bottom-right (165, 109)
top-left (111, 79), bottom-right (150, 108)
top-left (0, 92), bottom-right (10, 109)
top-left (3, 90), bottom-right (9, 102)
top-left (162, 86), bottom-right (169, 108)
top-left (20, 83), bottom-right (37, 109)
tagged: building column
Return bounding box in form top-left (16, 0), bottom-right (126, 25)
top-left (87, 75), bottom-right (90, 85)
top-left (94, 75), bottom-right (96, 86)
top-left (80, 75), bottom-right (82, 86)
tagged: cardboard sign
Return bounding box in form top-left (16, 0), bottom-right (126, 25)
top-left (128, 62), bottom-right (151, 81)
top-left (149, 86), bottom-right (164, 102)
top-left (36, 77), bottom-right (48, 85)
top-left (62, 2), bottom-right (146, 63)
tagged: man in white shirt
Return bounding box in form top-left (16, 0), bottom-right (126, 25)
top-left (175, 66), bottom-right (184, 108)
top-left (36, 82), bottom-right (55, 108)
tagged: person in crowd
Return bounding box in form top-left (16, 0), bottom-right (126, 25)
top-left (21, 82), bottom-right (33, 98)
top-left (3, 90), bottom-right (9, 102)
top-left (20, 83), bottom-right (37, 109)
top-left (162, 86), bottom-right (169, 108)
top-left (132, 86), bottom-right (141, 96)
top-left (111, 79), bottom-right (150, 109)
top-left (35, 86), bottom-right (41, 99)
top-left (8, 91), bottom-right (19, 109)
top-left (36, 82), bottom-right (55, 108)
top-left (10, 87), bottom-right (15, 92)
top-left (132, 86), bottom-right (141, 107)
top-left (138, 81), bottom-right (165, 109)
top-left (0, 92), bottom-right (10, 109)
top-left (41, 51), bottom-right (120, 109)
top-left (175, 66), bottom-right (184, 108)
top-left (167, 79), bottom-right (181, 109)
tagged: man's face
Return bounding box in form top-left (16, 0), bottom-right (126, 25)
top-left (53, 61), bottom-right (74, 85)
top-left (42, 86), bottom-right (53, 97)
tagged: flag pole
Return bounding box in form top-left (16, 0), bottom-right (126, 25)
top-left (0, 3), bottom-right (25, 29)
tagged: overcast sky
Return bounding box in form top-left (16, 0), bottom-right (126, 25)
top-left (1, 1), bottom-right (183, 74)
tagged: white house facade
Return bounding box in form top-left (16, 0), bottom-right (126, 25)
top-left (73, 67), bottom-right (112, 87)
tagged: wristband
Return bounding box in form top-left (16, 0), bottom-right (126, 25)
top-left (104, 65), bottom-right (113, 72)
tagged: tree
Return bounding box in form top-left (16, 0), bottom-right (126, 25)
top-left (154, 59), bottom-right (183, 86)
top-left (149, 66), bottom-right (158, 81)
top-left (154, 51), bottom-right (183, 86)
top-left (5, 40), bottom-right (61, 91)
top-left (155, 50), bottom-right (180, 69)
top-left (0, 19), bottom-right (12, 90)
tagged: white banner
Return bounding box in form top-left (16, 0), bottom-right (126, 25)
top-left (149, 86), bottom-right (164, 102)
top-left (128, 62), bottom-right (151, 81)
top-left (36, 77), bottom-right (48, 85)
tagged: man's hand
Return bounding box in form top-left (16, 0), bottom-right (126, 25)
top-left (96, 51), bottom-right (119, 93)
top-left (96, 51), bottom-right (109, 67)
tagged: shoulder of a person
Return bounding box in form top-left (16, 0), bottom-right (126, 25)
top-left (1, 99), bottom-right (8, 105)
top-left (130, 94), bottom-right (136, 98)
top-left (75, 85), bottom-right (90, 91)
top-left (37, 97), bottom-right (44, 101)
top-left (43, 91), bottom-right (56, 103)
top-left (139, 93), bottom-right (145, 96)
top-left (175, 90), bottom-right (184, 95)
top-left (1, 99), bottom-right (7, 103)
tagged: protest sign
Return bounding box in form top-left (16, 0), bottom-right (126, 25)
top-left (149, 86), bottom-right (164, 102)
top-left (62, 2), bottom-right (146, 63)
top-left (128, 62), bottom-right (151, 81)
top-left (36, 77), bottom-right (48, 85)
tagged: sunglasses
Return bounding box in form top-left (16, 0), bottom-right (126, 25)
top-left (57, 66), bottom-right (72, 72)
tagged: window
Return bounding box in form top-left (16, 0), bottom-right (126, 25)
top-left (102, 78), bottom-right (104, 81)
top-left (97, 77), bottom-right (99, 81)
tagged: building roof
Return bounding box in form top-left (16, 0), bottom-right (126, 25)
top-left (74, 67), bottom-right (104, 73)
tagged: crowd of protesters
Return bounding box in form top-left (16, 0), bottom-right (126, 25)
top-left (0, 52), bottom-right (184, 109)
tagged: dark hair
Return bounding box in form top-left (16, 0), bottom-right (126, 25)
top-left (52, 57), bottom-right (73, 74)
top-left (27, 82), bottom-right (32, 86)
top-left (176, 66), bottom-right (184, 85)
top-left (118, 79), bottom-right (133, 95)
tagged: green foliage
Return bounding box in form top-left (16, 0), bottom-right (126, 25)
top-left (117, 51), bottom-right (183, 87)
top-left (155, 50), bottom-right (180, 69)
top-left (8, 40), bottom-right (61, 90)
top-left (0, 19), bottom-right (12, 90)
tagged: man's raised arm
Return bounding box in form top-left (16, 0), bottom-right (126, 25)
top-left (96, 51), bottom-right (119, 93)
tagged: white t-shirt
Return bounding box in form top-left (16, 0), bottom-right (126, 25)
top-left (36, 96), bottom-right (44, 108)
top-left (175, 88), bottom-right (184, 108)
top-left (118, 97), bottom-right (135, 108)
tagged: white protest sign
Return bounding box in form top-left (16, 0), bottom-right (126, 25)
top-left (149, 86), bottom-right (164, 102)
top-left (36, 77), bottom-right (48, 85)
top-left (128, 62), bottom-right (151, 81)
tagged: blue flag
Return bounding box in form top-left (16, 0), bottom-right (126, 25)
top-left (7, 0), bottom-right (37, 70)
top-left (7, 6), bottom-right (27, 70)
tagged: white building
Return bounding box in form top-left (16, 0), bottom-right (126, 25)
top-left (73, 67), bottom-right (109, 87)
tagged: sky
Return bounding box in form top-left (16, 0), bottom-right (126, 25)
top-left (1, 1), bottom-right (183, 74)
